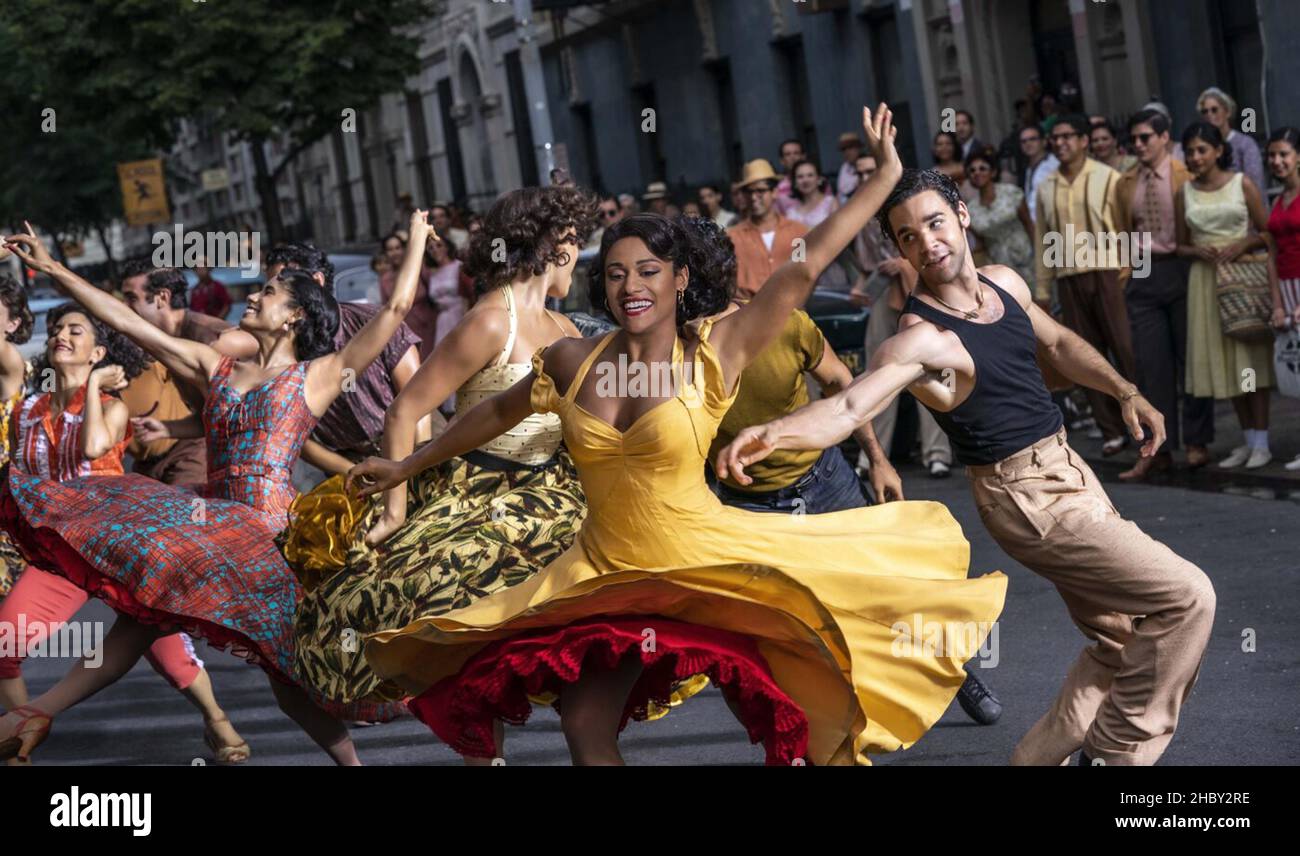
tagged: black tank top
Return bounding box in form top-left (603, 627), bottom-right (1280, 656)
top-left (900, 274), bottom-right (1063, 466)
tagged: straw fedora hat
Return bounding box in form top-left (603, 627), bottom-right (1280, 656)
top-left (738, 159), bottom-right (779, 189)
top-left (642, 181), bottom-right (669, 201)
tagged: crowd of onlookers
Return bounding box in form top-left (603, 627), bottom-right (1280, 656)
top-left (581, 82), bottom-right (1300, 476)
top-left (170, 81), bottom-right (1300, 478)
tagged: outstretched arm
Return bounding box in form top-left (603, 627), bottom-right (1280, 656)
top-left (303, 209), bottom-right (430, 416)
top-left (811, 340), bottom-right (903, 500)
top-left (715, 324), bottom-right (938, 485)
top-left (4, 226), bottom-right (220, 389)
top-left (711, 104), bottom-right (902, 388)
top-left (347, 374), bottom-right (534, 503)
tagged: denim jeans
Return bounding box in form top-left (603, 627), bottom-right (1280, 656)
top-left (713, 447), bottom-right (868, 515)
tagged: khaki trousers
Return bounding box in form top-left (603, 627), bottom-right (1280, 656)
top-left (968, 428), bottom-right (1215, 765)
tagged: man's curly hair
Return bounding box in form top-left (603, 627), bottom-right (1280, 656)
top-left (464, 185), bottom-right (599, 293)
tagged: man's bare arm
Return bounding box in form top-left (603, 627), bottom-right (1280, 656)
top-left (715, 325), bottom-right (937, 484)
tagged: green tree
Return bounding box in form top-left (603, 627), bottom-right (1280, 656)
top-left (4, 0), bottom-right (435, 244)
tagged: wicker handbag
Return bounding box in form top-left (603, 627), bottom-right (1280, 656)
top-left (1215, 251), bottom-right (1273, 343)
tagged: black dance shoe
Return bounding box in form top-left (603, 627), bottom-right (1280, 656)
top-left (956, 665), bottom-right (1003, 725)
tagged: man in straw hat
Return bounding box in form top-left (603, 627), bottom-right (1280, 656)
top-left (727, 159), bottom-right (809, 297)
top-left (836, 131), bottom-right (864, 203)
top-left (642, 181), bottom-right (671, 216)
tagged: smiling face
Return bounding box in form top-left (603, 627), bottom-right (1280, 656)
top-left (966, 157), bottom-right (994, 189)
top-left (383, 236), bottom-right (404, 267)
top-left (1089, 127), bottom-right (1116, 161)
top-left (887, 190), bottom-right (970, 287)
top-left (46, 310), bottom-right (105, 369)
top-left (241, 274), bottom-right (304, 335)
top-left (120, 273), bottom-right (169, 328)
top-left (602, 236), bottom-right (686, 333)
top-left (794, 163), bottom-right (820, 197)
top-left (744, 181), bottom-right (775, 219)
top-left (1129, 122), bottom-right (1168, 167)
top-left (1198, 96), bottom-right (1230, 134)
top-left (1049, 120), bottom-right (1089, 167)
top-left (1268, 139), bottom-right (1298, 182)
top-left (1183, 134), bottom-right (1224, 179)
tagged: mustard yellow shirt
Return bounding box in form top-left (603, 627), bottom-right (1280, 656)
top-left (710, 309), bottom-right (826, 492)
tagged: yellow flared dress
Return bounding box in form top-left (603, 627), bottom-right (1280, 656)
top-left (1184, 173), bottom-right (1275, 397)
top-left (366, 319), bottom-right (1007, 765)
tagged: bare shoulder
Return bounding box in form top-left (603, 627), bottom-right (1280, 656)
top-left (540, 333), bottom-right (605, 394)
top-left (458, 297), bottom-right (512, 341)
top-left (979, 264), bottom-right (1032, 309)
top-left (881, 313), bottom-right (949, 363)
top-left (0, 340), bottom-right (26, 377)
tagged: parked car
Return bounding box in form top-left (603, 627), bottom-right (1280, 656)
top-left (805, 288), bottom-right (868, 375)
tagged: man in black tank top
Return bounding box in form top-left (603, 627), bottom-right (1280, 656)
top-left (717, 169), bottom-right (1216, 767)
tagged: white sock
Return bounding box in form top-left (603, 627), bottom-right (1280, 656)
top-left (1252, 429), bottom-right (1270, 450)
top-left (1243, 429), bottom-right (1257, 448)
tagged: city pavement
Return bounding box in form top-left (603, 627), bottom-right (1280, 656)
top-left (13, 451), bottom-right (1299, 766)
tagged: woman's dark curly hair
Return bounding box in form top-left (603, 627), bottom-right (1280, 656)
top-left (274, 268), bottom-right (340, 360)
top-left (35, 302), bottom-right (150, 387)
top-left (464, 185), bottom-right (599, 294)
top-left (587, 213), bottom-right (735, 326)
top-left (0, 273), bottom-right (34, 344)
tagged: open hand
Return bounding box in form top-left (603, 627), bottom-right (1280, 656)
top-left (862, 103), bottom-right (900, 182)
top-left (714, 424), bottom-right (781, 486)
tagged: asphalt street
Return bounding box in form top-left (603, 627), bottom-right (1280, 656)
top-left (13, 461), bottom-right (1299, 766)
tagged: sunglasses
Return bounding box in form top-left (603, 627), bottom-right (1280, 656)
top-left (600, 208), bottom-right (618, 218)
top-left (1130, 132), bottom-right (1158, 144)
top-left (1049, 131), bottom-right (1084, 143)
top-left (744, 186), bottom-right (774, 196)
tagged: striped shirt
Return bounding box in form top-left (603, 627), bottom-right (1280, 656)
top-left (15, 386), bottom-right (129, 482)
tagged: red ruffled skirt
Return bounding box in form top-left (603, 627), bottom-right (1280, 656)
top-left (407, 615), bottom-right (810, 765)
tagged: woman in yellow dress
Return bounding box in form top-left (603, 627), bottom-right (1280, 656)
top-left (1176, 121), bottom-right (1275, 468)
top-left (350, 105), bottom-right (1007, 766)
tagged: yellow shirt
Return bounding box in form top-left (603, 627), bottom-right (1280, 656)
top-left (1033, 157), bottom-right (1123, 299)
top-left (710, 309), bottom-right (825, 492)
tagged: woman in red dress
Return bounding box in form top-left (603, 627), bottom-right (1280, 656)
top-left (0, 303), bottom-right (249, 763)
top-left (0, 213), bottom-right (430, 764)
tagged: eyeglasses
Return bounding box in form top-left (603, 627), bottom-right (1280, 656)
top-left (1200, 105), bottom-right (1223, 115)
top-left (1049, 131), bottom-right (1083, 143)
top-left (1130, 132), bottom-right (1158, 145)
top-left (600, 208), bottom-right (619, 218)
